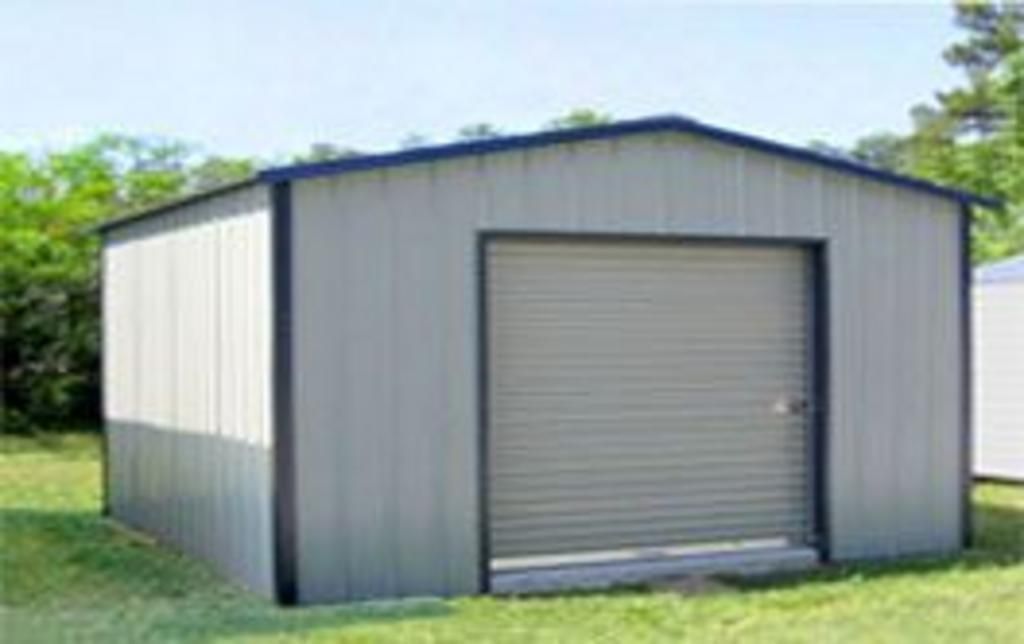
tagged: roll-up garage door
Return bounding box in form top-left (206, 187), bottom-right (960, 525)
top-left (486, 238), bottom-right (814, 561)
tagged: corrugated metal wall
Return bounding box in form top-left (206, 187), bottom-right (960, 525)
top-left (291, 132), bottom-right (963, 602)
top-left (974, 282), bottom-right (1024, 481)
top-left (103, 185), bottom-right (275, 597)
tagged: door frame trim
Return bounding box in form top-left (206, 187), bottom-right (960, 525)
top-left (476, 230), bottom-right (831, 592)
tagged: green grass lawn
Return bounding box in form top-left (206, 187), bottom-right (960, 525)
top-left (1, 433), bottom-right (1021, 643)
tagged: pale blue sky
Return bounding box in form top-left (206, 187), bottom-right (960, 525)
top-left (1, 1), bottom-right (962, 158)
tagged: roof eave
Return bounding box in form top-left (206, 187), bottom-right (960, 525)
top-left (257, 116), bottom-right (1000, 209)
top-left (93, 116), bottom-right (1002, 236)
top-left (92, 177), bottom-right (261, 235)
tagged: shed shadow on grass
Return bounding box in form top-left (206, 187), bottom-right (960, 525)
top-left (503, 487), bottom-right (1023, 601)
top-left (719, 488), bottom-right (1023, 594)
top-left (147, 599), bottom-right (453, 643)
top-left (0, 507), bottom-right (451, 642)
top-left (1, 484), bottom-right (1019, 640)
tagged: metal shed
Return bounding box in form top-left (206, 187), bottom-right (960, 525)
top-left (99, 116), bottom-right (995, 605)
top-left (973, 255), bottom-right (1024, 482)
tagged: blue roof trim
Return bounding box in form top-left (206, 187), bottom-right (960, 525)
top-left (94, 177), bottom-right (260, 234)
top-left (95, 114), bottom-right (1001, 234)
top-left (259, 115), bottom-right (1000, 208)
top-left (975, 254), bottom-right (1024, 284)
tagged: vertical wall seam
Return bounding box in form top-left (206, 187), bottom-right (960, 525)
top-left (735, 150), bottom-right (747, 235)
top-left (959, 205), bottom-right (973, 549)
top-left (272, 181), bottom-right (299, 605)
top-left (167, 214), bottom-right (179, 545)
top-left (851, 182), bottom-right (869, 557)
top-left (213, 204), bottom-right (225, 562)
top-left (426, 164), bottom-right (453, 594)
top-left (385, 171), bottom-right (401, 596)
top-left (132, 229), bottom-right (142, 524)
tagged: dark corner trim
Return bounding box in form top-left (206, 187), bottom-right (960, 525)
top-left (810, 244), bottom-right (832, 561)
top-left (99, 244), bottom-right (111, 517)
top-left (959, 205), bottom-right (974, 549)
top-left (272, 181), bottom-right (299, 605)
top-left (476, 233), bottom-right (492, 593)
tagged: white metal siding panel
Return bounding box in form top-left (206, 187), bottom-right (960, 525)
top-left (291, 132), bottom-right (964, 601)
top-left (102, 186), bottom-right (275, 597)
top-left (487, 240), bottom-right (812, 558)
top-left (821, 181), bottom-right (962, 557)
top-left (974, 282), bottom-right (1024, 481)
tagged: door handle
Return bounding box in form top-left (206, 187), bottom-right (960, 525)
top-left (772, 397), bottom-right (809, 416)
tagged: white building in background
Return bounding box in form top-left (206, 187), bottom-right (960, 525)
top-left (974, 254), bottom-right (1024, 482)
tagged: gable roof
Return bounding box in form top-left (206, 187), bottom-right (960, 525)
top-left (975, 254), bottom-right (1024, 285)
top-left (98, 115), bottom-right (1000, 234)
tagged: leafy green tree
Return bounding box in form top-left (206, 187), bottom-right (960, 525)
top-left (190, 156), bottom-right (256, 191)
top-left (849, 133), bottom-right (910, 172)
top-left (291, 143), bottom-right (361, 164)
top-left (917, 2), bottom-right (1023, 262)
top-left (940, 0), bottom-right (1023, 135)
top-left (1, 136), bottom-right (256, 432)
top-left (848, 1), bottom-right (1023, 263)
top-left (399, 133), bottom-right (432, 150)
top-left (807, 140), bottom-right (856, 161)
top-left (456, 123), bottom-right (503, 141)
top-left (545, 109), bottom-right (614, 130)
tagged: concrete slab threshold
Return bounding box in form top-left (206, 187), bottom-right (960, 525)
top-left (491, 546), bottom-right (819, 594)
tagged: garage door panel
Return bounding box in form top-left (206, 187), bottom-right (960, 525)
top-left (493, 517), bottom-right (810, 559)
top-left (497, 503), bottom-right (814, 527)
top-left (493, 456), bottom-right (808, 480)
top-left (494, 506), bottom-right (809, 537)
top-left (493, 447), bottom-right (807, 474)
top-left (493, 482), bottom-right (809, 512)
top-left (491, 391), bottom-right (811, 417)
top-left (492, 304), bottom-right (806, 324)
top-left (494, 482), bottom-right (809, 513)
top-left (488, 238), bottom-right (813, 561)
top-left (495, 423), bottom-right (801, 450)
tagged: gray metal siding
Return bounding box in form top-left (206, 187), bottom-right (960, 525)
top-left (487, 239), bottom-right (812, 559)
top-left (102, 185), bottom-right (275, 597)
top-left (291, 133), bottom-right (963, 602)
top-left (974, 282), bottom-right (1024, 481)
